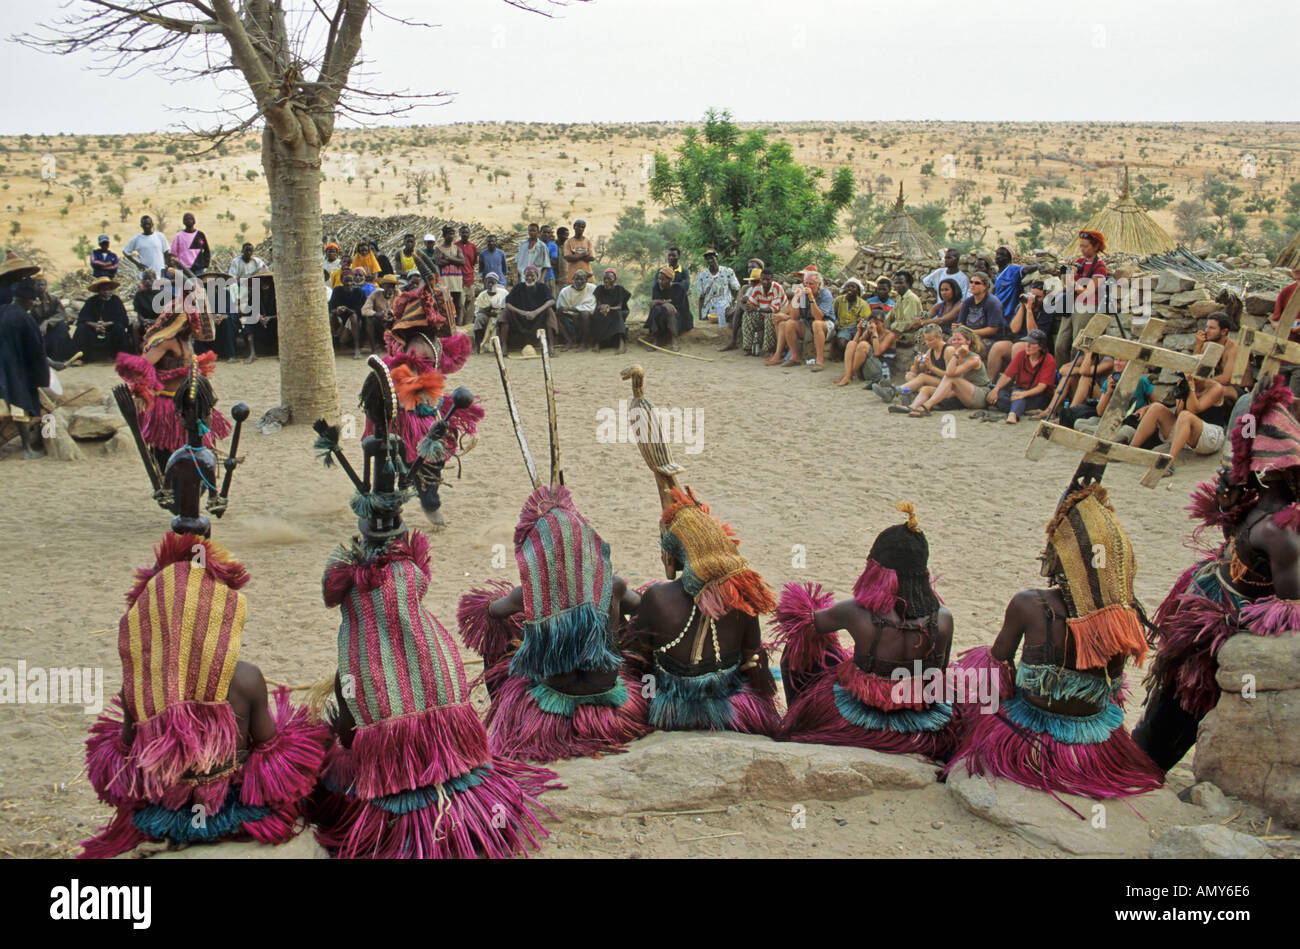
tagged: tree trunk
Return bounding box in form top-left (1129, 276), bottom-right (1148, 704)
top-left (264, 128), bottom-right (339, 425)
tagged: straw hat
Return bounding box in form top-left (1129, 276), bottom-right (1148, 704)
top-left (88, 276), bottom-right (120, 292)
top-left (0, 254), bottom-right (40, 283)
top-left (379, 274), bottom-right (399, 286)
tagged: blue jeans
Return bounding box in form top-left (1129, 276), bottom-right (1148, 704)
top-left (995, 388), bottom-right (1049, 418)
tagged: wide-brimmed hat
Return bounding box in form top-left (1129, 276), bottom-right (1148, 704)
top-left (379, 273), bottom-right (399, 286)
top-left (748, 268), bottom-right (762, 281)
top-left (0, 254), bottom-right (40, 282)
top-left (88, 276), bottom-right (120, 292)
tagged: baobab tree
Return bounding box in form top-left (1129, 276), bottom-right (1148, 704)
top-left (16, 0), bottom-right (584, 423)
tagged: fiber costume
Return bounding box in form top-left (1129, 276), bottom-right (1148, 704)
top-left (616, 367), bottom-right (778, 734)
top-left (311, 357), bottom-right (554, 858)
top-left (368, 249), bottom-right (480, 523)
top-left (82, 364), bottom-right (326, 858)
top-left (774, 503), bottom-right (960, 759)
top-left (115, 300), bottom-right (231, 456)
top-left (1136, 375), bottom-right (1300, 768)
top-left (459, 334), bottom-right (648, 763)
top-left (944, 487), bottom-right (1163, 804)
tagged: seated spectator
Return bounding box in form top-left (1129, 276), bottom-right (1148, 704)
top-left (874, 270), bottom-right (924, 356)
top-left (767, 268), bottom-right (834, 371)
top-left (370, 239), bottom-right (394, 277)
top-left (922, 248), bottom-right (969, 300)
top-left (985, 328), bottom-right (1057, 424)
top-left (894, 325), bottom-right (991, 417)
top-left (923, 276), bottom-right (965, 330)
top-left (872, 323), bottom-right (949, 403)
top-left (328, 269), bottom-right (368, 360)
top-left (32, 277), bottom-right (74, 362)
top-left (986, 280), bottom-right (1057, 379)
top-left (646, 265), bottom-right (690, 353)
top-left (955, 272), bottom-right (1004, 344)
top-left (329, 254), bottom-right (353, 288)
top-left (354, 267), bottom-right (376, 298)
top-left (1127, 312), bottom-right (1239, 477)
top-left (131, 270), bottom-right (162, 352)
top-left (473, 271), bottom-right (508, 352)
top-left (590, 268), bottom-right (631, 354)
top-left (719, 258), bottom-right (764, 352)
top-left (360, 274), bottom-right (399, 355)
top-left (500, 264), bottom-right (557, 354)
top-left (1059, 349), bottom-right (1116, 422)
top-left (73, 277), bottom-right (131, 362)
top-left (863, 276), bottom-right (896, 357)
top-left (832, 279), bottom-right (873, 385)
top-left (1060, 358), bottom-right (1154, 437)
top-left (556, 269), bottom-right (596, 350)
top-left (739, 267), bottom-right (786, 357)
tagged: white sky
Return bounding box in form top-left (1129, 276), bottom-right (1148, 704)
top-left (1, 0), bottom-right (1296, 135)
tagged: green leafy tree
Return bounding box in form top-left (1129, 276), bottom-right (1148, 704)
top-left (605, 203), bottom-right (686, 289)
top-left (1134, 181), bottom-right (1173, 211)
top-left (648, 109), bottom-right (853, 273)
top-left (907, 203), bottom-right (948, 244)
top-left (846, 192), bottom-right (891, 245)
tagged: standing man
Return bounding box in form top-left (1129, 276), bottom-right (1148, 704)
top-left (395, 233), bottom-right (418, 276)
top-left (0, 273), bottom-right (51, 458)
top-left (90, 234), bottom-right (119, 279)
top-left (433, 225), bottom-right (465, 322)
top-left (479, 233), bottom-right (508, 287)
top-left (456, 225), bottom-right (478, 327)
top-left (992, 246), bottom-right (1028, 318)
top-left (123, 215), bottom-right (170, 278)
top-left (515, 223), bottom-right (550, 286)
top-left (696, 250), bottom-right (740, 328)
top-left (922, 248), bottom-right (969, 300)
top-left (540, 225), bottom-right (559, 294)
top-left (553, 225), bottom-right (570, 289)
top-left (169, 213), bottom-right (210, 276)
top-left (563, 220), bottom-right (597, 286)
top-left (228, 241), bottom-right (266, 361)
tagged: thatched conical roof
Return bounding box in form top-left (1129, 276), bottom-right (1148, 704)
top-left (1277, 229), bottom-right (1300, 270)
top-left (1063, 167), bottom-right (1176, 257)
top-left (869, 183), bottom-right (942, 261)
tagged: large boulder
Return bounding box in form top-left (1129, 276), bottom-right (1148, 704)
top-left (946, 770), bottom-right (1187, 856)
top-left (1188, 299), bottom-right (1224, 320)
top-left (544, 731), bottom-right (938, 820)
top-left (67, 404), bottom-right (125, 441)
top-left (1149, 824), bottom-right (1267, 859)
top-left (118, 830), bottom-right (328, 859)
top-left (42, 409), bottom-right (83, 462)
top-left (1154, 272), bottom-right (1196, 294)
top-left (1170, 288), bottom-right (1212, 308)
top-left (1195, 633), bottom-right (1300, 826)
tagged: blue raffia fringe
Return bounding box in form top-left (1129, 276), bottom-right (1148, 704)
top-left (648, 662), bottom-right (743, 730)
top-left (833, 684), bottom-right (953, 733)
top-left (1000, 691), bottom-right (1122, 745)
top-left (530, 678), bottom-right (628, 716)
top-left (510, 603), bottom-right (623, 679)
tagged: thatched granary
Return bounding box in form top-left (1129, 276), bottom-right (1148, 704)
top-left (870, 184), bottom-right (942, 261)
top-left (1063, 168), bottom-right (1176, 258)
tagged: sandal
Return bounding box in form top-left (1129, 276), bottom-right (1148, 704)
top-left (888, 404), bottom-right (913, 414)
top-left (908, 406), bottom-right (931, 418)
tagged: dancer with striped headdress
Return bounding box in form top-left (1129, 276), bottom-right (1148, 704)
top-left (944, 486), bottom-right (1164, 805)
top-left (82, 361), bottom-right (328, 858)
top-left (457, 333), bottom-right (648, 763)
top-left (1134, 374), bottom-right (1300, 770)
top-left (371, 246), bottom-right (481, 528)
top-left (310, 356), bottom-right (555, 858)
top-left (617, 366), bottom-right (780, 735)
top-left (773, 503), bottom-right (961, 760)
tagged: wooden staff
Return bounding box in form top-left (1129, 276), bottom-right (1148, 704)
top-left (491, 336), bottom-right (540, 489)
top-left (538, 328), bottom-right (563, 487)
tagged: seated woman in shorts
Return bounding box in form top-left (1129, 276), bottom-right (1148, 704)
top-left (872, 323), bottom-right (949, 403)
top-left (892, 324), bottom-right (991, 418)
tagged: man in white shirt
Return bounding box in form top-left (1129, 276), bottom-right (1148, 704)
top-left (922, 248), bottom-right (970, 299)
top-left (226, 242), bottom-right (267, 320)
top-left (696, 250), bottom-right (741, 327)
top-left (473, 272), bottom-right (508, 353)
top-left (555, 269), bottom-right (597, 351)
top-left (123, 215), bottom-right (170, 276)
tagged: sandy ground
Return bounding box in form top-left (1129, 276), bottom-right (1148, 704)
top-left (0, 324), bottom-right (1255, 858)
